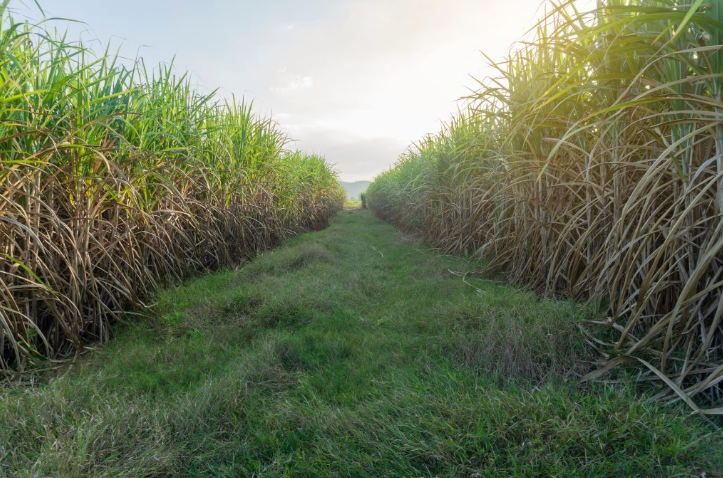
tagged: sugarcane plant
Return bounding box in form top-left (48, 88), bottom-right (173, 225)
top-left (367, 0), bottom-right (723, 412)
top-left (0, 1), bottom-right (345, 373)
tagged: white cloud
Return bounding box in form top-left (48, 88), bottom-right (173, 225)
top-left (247, 0), bottom-right (545, 180)
top-left (270, 75), bottom-right (314, 93)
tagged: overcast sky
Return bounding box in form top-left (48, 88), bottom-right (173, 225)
top-left (12, 0), bottom-right (546, 181)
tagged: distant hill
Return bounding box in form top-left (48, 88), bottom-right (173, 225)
top-left (341, 181), bottom-right (371, 199)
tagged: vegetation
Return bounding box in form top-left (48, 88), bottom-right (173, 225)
top-left (367, 0), bottom-right (723, 411)
top-left (1, 210), bottom-right (719, 477)
top-left (2, 0), bottom-right (721, 473)
top-left (0, 2), bottom-right (345, 372)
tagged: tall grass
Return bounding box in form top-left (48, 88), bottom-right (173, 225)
top-left (368, 0), bottom-right (723, 411)
top-left (0, 2), bottom-right (345, 372)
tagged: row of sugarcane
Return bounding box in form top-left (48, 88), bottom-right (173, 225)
top-left (0, 2), bottom-right (346, 372)
top-left (367, 0), bottom-right (723, 412)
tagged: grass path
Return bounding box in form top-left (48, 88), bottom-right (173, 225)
top-left (1, 211), bottom-right (720, 477)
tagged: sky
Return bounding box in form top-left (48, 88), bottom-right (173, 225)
top-left (12, 0), bottom-right (546, 181)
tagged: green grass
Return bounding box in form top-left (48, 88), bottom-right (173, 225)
top-left (344, 198), bottom-right (362, 208)
top-left (1, 211), bottom-right (720, 477)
